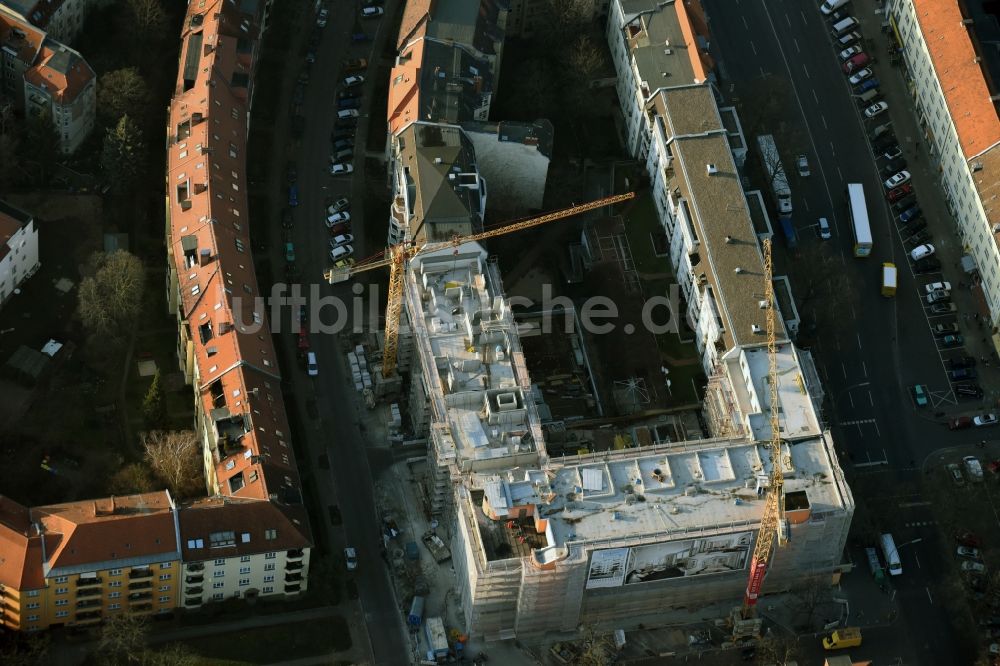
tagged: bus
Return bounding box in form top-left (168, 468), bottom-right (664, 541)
top-left (847, 183), bottom-right (872, 257)
top-left (879, 533), bottom-right (903, 576)
top-left (756, 135), bottom-right (793, 216)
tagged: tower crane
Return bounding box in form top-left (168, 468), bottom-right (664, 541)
top-left (733, 237), bottom-right (786, 638)
top-left (323, 192), bottom-right (636, 378)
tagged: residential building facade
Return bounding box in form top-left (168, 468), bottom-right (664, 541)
top-left (2, 0), bottom-right (95, 43)
top-left (886, 0), bottom-right (1000, 346)
top-left (0, 199), bottom-right (40, 306)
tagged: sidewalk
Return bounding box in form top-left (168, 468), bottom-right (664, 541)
top-left (851, 0), bottom-right (1000, 408)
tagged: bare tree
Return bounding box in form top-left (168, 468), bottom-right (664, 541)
top-left (142, 643), bottom-right (199, 666)
top-left (755, 632), bottom-right (800, 666)
top-left (577, 625), bottom-right (615, 666)
top-left (78, 250), bottom-right (144, 336)
top-left (142, 430), bottom-right (203, 498)
top-left (107, 462), bottom-right (157, 496)
top-left (540, 0), bottom-right (596, 41)
top-left (98, 68), bottom-right (150, 125)
top-left (126, 0), bottom-right (167, 47)
top-left (98, 612), bottom-right (148, 666)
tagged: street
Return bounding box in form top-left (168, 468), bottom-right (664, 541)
top-left (702, 0), bottom-right (982, 662)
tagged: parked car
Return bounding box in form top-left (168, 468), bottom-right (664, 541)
top-left (285, 242), bottom-right (296, 263)
top-left (329, 234), bottom-right (354, 248)
top-left (963, 561), bottom-right (988, 574)
top-left (330, 129), bottom-right (354, 142)
top-left (873, 133), bottom-right (897, 151)
top-left (335, 118), bottom-right (358, 130)
top-left (338, 98), bottom-right (361, 110)
top-left (343, 58), bottom-right (368, 72)
top-left (882, 158), bottom-right (908, 175)
top-left (327, 197), bottom-right (351, 214)
top-left (333, 139), bottom-right (354, 152)
top-left (957, 531), bottom-right (983, 548)
top-left (933, 322), bottom-right (960, 336)
top-left (306, 47), bottom-right (317, 64)
top-left (316, 8), bottom-right (328, 27)
top-left (337, 109), bottom-right (359, 119)
top-left (839, 45), bottom-right (864, 61)
top-left (959, 546), bottom-right (982, 559)
top-left (343, 75), bottom-right (365, 87)
top-left (926, 281), bottom-right (953, 294)
top-left (864, 100), bottom-right (888, 118)
top-left (329, 163), bottom-right (354, 175)
top-left (950, 416), bottom-right (974, 430)
top-left (334, 258), bottom-right (356, 270)
top-left (893, 196), bottom-right (917, 214)
top-left (949, 368), bottom-right (977, 382)
top-left (886, 171), bottom-right (912, 189)
top-left (361, 6), bottom-right (384, 17)
top-left (352, 32), bottom-right (371, 42)
top-left (337, 90), bottom-right (360, 101)
top-left (976, 414), bottom-right (999, 427)
top-left (344, 547), bottom-right (358, 571)
top-left (910, 243), bottom-right (935, 261)
top-left (326, 212), bottom-right (351, 227)
top-left (916, 258), bottom-right (943, 275)
top-left (285, 161), bottom-right (297, 184)
top-left (941, 334), bottom-right (964, 348)
top-left (899, 205), bottom-right (922, 223)
top-left (949, 356), bottom-right (977, 370)
top-left (956, 384), bottom-right (984, 399)
top-left (797, 154), bottom-right (810, 177)
top-left (281, 208), bottom-right (294, 229)
top-left (884, 145), bottom-right (903, 160)
top-left (850, 68), bottom-right (874, 85)
top-left (839, 30), bottom-right (862, 46)
top-left (931, 303), bottom-right (958, 315)
top-left (912, 384), bottom-right (929, 407)
top-left (904, 230), bottom-right (931, 246)
top-left (330, 149), bottom-right (353, 163)
top-left (927, 289), bottom-right (951, 304)
top-left (843, 53), bottom-right (870, 73)
top-left (947, 463), bottom-right (966, 486)
top-left (854, 77), bottom-right (880, 94)
top-left (288, 183), bottom-right (299, 207)
top-left (306, 351), bottom-right (318, 376)
top-left (327, 221), bottom-right (350, 236)
top-left (887, 184), bottom-right (913, 202)
top-left (330, 245), bottom-right (354, 260)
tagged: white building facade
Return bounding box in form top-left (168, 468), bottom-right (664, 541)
top-left (0, 200), bottom-right (40, 306)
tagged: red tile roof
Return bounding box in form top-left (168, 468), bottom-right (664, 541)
top-left (397, 0), bottom-right (432, 51)
top-left (387, 39), bottom-right (425, 135)
top-left (0, 5), bottom-right (44, 64)
top-left (166, 0), bottom-right (310, 544)
top-left (30, 492), bottom-right (179, 572)
top-left (0, 496), bottom-right (44, 590)
top-left (23, 42), bottom-right (94, 104)
top-left (912, 0), bottom-right (1000, 159)
top-left (178, 496), bottom-right (311, 561)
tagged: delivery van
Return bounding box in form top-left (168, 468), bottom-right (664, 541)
top-left (832, 17), bottom-right (860, 36)
top-left (823, 627), bottom-right (862, 650)
top-left (881, 263), bottom-right (897, 297)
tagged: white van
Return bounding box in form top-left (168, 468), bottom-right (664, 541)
top-left (831, 16), bottom-right (859, 36)
top-left (337, 109), bottom-right (359, 119)
top-left (821, 0), bottom-right (849, 15)
top-left (837, 31), bottom-right (862, 47)
top-left (307, 352), bottom-right (318, 376)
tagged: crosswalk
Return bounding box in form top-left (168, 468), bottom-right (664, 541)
top-left (840, 418), bottom-right (877, 426)
top-left (903, 520), bottom-right (937, 528)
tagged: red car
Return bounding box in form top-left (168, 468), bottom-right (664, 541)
top-left (887, 184), bottom-right (913, 202)
top-left (842, 53), bottom-right (870, 73)
top-left (949, 415), bottom-right (972, 430)
top-left (327, 221), bottom-right (350, 236)
top-left (956, 531), bottom-right (983, 548)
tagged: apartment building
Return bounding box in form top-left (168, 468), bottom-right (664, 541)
top-left (164, 0), bottom-right (312, 603)
top-left (0, 492), bottom-right (182, 631)
top-left (606, 0), bottom-right (713, 159)
top-left (387, 121), bottom-right (486, 245)
top-left (2, 0), bottom-right (94, 43)
top-left (886, 0), bottom-right (1000, 344)
top-left (0, 199), bottom-right (40, 307)
top-left (0, 3), bottom-right (94, 153)
top-left (461, 119), bottom-right (553, 218)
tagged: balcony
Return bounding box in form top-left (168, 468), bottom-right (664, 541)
top-left (128, 581), bottom-right (153, 591)
top-left (183, 597), bottom-right (203, 608)
top-left (284, 583), bottom-right (301, 594)
top-left (128, 568), bottom-right (153, 580)
top-left (76, 587), bottom-right (102, 599)
top-left (286, 549), bottom-right (304, 561)
top-left (186, 563), bottom-right (204, 573)
top-left (285, 560), bottom-right (303, 571)
top-left (128, 592), bottom-right (153, 602)
top-left (76, 577), bottom-right (103, 588)
top-left (284, 572), bottom-right (303, 583)
top-left (185, 574), bottom-right (204, 585)
top-left (76, 598), bottom-right (101, 610)
top-left (74, 611), bottom-right (102, 624)
top-left (185, 586), bottom-right (203, 596)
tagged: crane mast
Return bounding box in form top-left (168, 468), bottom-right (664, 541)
top-left (323, 192), bottom-right (637, 378)
top-left (741, 238), bottom-right (785, 619)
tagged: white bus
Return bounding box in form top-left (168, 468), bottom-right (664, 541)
top-left (756, 135), bottom-right (793, 216)
top-left (879, 533), bottom-right (902, 576)
top-left (847, 183), bottom-right (872, 257)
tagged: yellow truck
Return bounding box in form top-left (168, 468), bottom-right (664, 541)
top-left (823, 627), bottom-right (862, 650)
top-left (881, 262), bottom-right (897, 297)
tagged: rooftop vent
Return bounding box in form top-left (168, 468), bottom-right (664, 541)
top-left (973, 162), bottom-right (984, 173)
top-left (759, 300), bottom-right (767, 309)
top-left (734, 267), bottom-right (743, 274)
top-left (724, 235), bottom-right (734, 243)
top-left (751, 324), bottom-right (763, 334)
top-left (706, 164), bottom-right (718, 175)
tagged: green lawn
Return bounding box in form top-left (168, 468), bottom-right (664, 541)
top-left (167, 615), bottom-right (351, 665)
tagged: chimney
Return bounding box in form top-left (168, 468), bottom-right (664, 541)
top-left (199, 248), bottom-right (212, 266)
top-left (706, 164), bottom-right (718, 175)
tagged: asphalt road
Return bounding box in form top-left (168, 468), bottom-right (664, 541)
top-left (280, 3), bottom-right (409, 665)
top-left (701, 0), bottom-right (976, 662)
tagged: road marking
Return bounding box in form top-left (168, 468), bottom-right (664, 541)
top-left (898, 501), bottom-right (932, 508)
top-left (786, 14), bottom-right (792, 27)
top-left (915, 554), bottom-right (921, 569)
top-left (801, 10), bottom-right (808, 24)
top-left (904, 520), bottom-right (937, 527)
top-left (868, 390), bottom-right (874, 406)
top-left (837, 166), bottom-right (843, 181)
top-left (751, 41), bottom-right (757, 55)
top-left (821, 115), bottom-right (828, 129)
top-left (842, 362), bottom-right (847, 379)
top-left (858, 334), bottom-right (864, 351)
top-left (873, 420), bottom-right (881, 437)
top-left (793, 38), bottom-right (800, 53)
top-left (861, 359), bottom-right (867, 375)
top-left (743, 16), bottom-right (749, 29)
top-left (926, 587), bottom-right (933, 604)
top-left (840, 418), bottom-right (877, 426)
top-left (829, 141), bottom-right (836, 156)
top-left (803, 64), bottom-right (810, 79)
top-left (803, 199), bottom-right (810, 211)
top-left (848, 392), bottom-right (855, 408)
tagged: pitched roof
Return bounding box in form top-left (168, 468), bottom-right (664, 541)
top-left (0, 4), bottom-right (45, 65)
top-left (912, 0), bottom-right (1000, 159)
top-left (30, 492), bottom-right (180, 573)
top-left (178, 496), bottom-right (311, 560)
top-left (0, 496), bottom-right (44, 590)
top-left (23, 41), bottom-right (94, 104)
top-left (166, 0), bottom-right (311, 540)
top-left (0, 200), bottom-right (30, 263)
